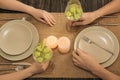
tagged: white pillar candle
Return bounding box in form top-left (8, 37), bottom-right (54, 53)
top-left (58, 36), bottom-right (71, 53)
top-left (46, 36), bottom-right (58, 49)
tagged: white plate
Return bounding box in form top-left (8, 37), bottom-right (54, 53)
top-left (0, 20), bottom-right (39, 61)
top-left (74, 26), bottom-right (119, 67)
top-left (0, 21), bottom-right (33, 55)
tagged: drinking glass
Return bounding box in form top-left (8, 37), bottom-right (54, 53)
top-left (33, 40), bottom-right (53, 64)
top-left (65, 0), bottom-right (83, 21)
top-left (65, 0), bottom-right (83, 31)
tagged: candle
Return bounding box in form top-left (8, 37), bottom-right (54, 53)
top-left (46, 36), bottom-right (58, 49)
top-left (58, 36), bottom-right (71, 53)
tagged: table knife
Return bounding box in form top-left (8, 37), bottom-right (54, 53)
top-left (0, 62), bottom-right (32, 66)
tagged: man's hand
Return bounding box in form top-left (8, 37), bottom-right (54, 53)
top-left (72, 12), bottom-right (99, 26)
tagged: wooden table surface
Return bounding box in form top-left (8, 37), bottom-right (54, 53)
top-left (0, 13), bottom-right (120, 78)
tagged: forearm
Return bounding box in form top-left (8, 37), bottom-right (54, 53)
top-left (0, 68), bottom-right (34, 80)
top-left (0, 0), bottom-right (35, 15)
top-left (92, 66), bottom-right (120, 80)
top-left (93, 0), bottom-right (120, 18)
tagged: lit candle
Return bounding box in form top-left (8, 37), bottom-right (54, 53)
top-left (46, 36), bottom-right (58, 49)
top-left (58, 36), bottom-right (71, 53)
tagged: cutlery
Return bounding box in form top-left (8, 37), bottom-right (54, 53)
top-left (82, 36), bottom-right (114, 55)
top-left (0, 17), bottom-right (31, 21)
top-left (102, 15), bottom-right (118, 18)
top-left (0, 65), bottom-right (24, 72)
top-left (0, 62), bottom-right (32, 66)
top-left (94, 23), bottom-right (119, 26)
top-left (0, 18), bottom-right (18, 21)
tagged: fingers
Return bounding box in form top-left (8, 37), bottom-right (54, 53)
top-left (76, 48), bottom-right (88, 57)
top-left (45, 15), bottom-right (55, 26)
top-left (43, 11), bottom-right (55, 26)
top-left (72, 58), bottom-right (80, 65)
top-left (41, 61), bottom-right (50, 66)
top-left (72, 21), bottom-right (85, 26)
top-left (76, 48), bottom-right (82, 56)
top-left (72, 50), bottom-right (83, 68)
top-left (38, 18), bottom-right (48, 24)
top-left (73, 61), bottom-right (79, 67)
top-left (72, 48), bottom-right (87, 58)
top-left (72, 51), bottom-right (80, 61)
top-left (34, 10), bottom-right (56, 27)
top-left (71, 15), bottom-right (85, 26)
top-left (47, 13), bottom-right (56, 24)
top-left (41, 61), bottom-right (50, 71)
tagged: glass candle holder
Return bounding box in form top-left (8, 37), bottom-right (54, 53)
top-left (58, 37), bottom-right (71, 54)
top-left (46, 36), bottom-right (58, 49)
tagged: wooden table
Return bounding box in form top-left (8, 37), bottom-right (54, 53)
top-left (0, 13), bottom-right (120, 78)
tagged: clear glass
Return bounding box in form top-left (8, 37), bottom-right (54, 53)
top-left (65, 0), bottom-right (83, 21)
top-left (33, 40), bottom-right (53, 64)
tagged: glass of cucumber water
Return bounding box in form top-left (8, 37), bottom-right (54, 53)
top-left (65, 0), bottom-right (83, 21)
top-left (33, 40), bottom-right (53, 63)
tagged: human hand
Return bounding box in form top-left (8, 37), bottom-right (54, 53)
top-left (28, 61), bottom-right (49, 74)
top-left (72, 49), bottom-right (102, 72)
top-left (72, 12), bottom-right (99, 26)
top-left (30, 8), bottom-right (55, 26)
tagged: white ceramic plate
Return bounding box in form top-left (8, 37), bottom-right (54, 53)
top-left (0, 21), bottom-right (33, 55)
top-left (0, 20), bottom-right (39, 61)
top-left (74, 26), bottom-right (119, 67)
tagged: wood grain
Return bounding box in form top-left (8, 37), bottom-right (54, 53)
top-left (0, 13), bottom-right (120, 79)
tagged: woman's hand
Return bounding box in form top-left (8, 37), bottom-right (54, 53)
top-left (29, 8), bottom-right (55, 26)
top-left (72, 12), bottom-right (99, 26)
top-left (72, 49), bottom-right (102, 72)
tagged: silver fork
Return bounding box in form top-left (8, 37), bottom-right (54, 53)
top-left (82, 36), bottom-right (114, 55)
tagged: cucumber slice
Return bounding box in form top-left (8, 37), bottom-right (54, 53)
top-left (34, 51), bottom-right (41, 58)
top-left (43, 47), bottom-right (50, 53)
top-left (70, 6), bottom-right (76, 13)
top-left (37, 57), bottom-right (44, 63)
top-left (44, 53), bottom-right (51, 60)
top-left (36, 45), bottom-right (43, 51)
top-left (65, 11), bottom-right (72, 17)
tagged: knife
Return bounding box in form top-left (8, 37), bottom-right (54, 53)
top-left (94, 23), bottom-right (119, 26)
top-left (102, 15), bottom-right (118, 18)
top-left (0, 62), bottom-right (32, 66)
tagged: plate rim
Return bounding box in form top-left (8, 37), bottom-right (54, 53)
top-left (0, 20), bottom-right (39, 61)
top-left (0, 21), bottom-right (33, 55)
top-left (74, 26), bottom-right (119, 67)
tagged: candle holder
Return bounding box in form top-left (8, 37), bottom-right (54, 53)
top-left (58, 37), bottom-right (71, 54)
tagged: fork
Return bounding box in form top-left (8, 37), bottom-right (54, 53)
top-left (82, 36), bottom-right (114, 55)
